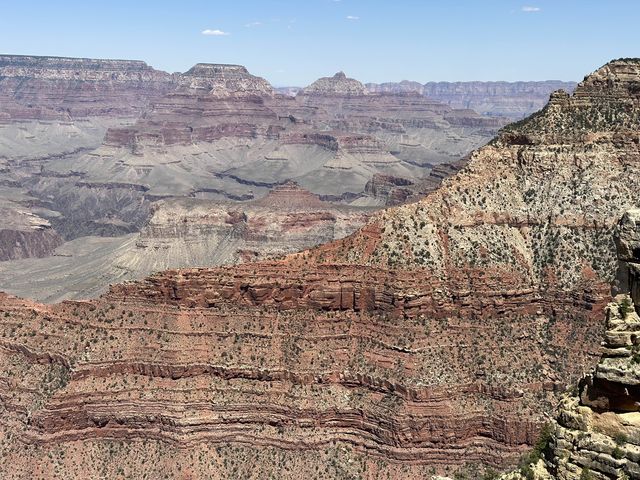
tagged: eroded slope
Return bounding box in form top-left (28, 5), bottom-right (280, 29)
top-left (1, 59), bottom-right (637, 478)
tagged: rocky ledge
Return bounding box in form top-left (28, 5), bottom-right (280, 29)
top-left (0, 207), bottom-right (63, 261)
top-left (503, 210), bottom-right (640, 480)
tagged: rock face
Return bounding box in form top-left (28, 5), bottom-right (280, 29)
top-left (0, 54), bottom-right (174, 120)
top-left (0, 54), bottom-right (176, 255)
top-left (178, 63), bottom-right (274, 97)
top-left (366, 80), bottom-right (578, 118)
top-left (0, 207), bottom-right (62, 260)
top-left (504, 210), bottom-right (640, 480)
top-left (359, 160), bottom-right (467, 207)
top-left (0, 59), bottom-right (638, 478)
top-left (120, 181), bottom-right (373, 277)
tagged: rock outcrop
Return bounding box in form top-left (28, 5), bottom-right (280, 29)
top-left (360, 160), bottom-right (467, 206)
top-left (503, 210), bottom-right (640, 480)
top-left (178, 63), bottom-right (274, 97)
top-left (0, 207), bottom-right (62, 260)
top-left (302, 71), bottom-right (369, 96)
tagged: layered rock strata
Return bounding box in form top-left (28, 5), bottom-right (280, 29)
top-left (0, 59), bottom-right (638, 477)
top-left (0, 54), bottom-right (174, 120)
top-left (302, 71), bottom-right (369, 96)
top-left (0, 183), bottom-right (373, 303)
top-left (94, 68), bottom-right (503, 200)
top-left (366, 80), bottom-right (578, 119)
top-left (0, 207), bottom-right (62, 260)
top-left (503, 210), bottom-right (640, 480)
top-left (0, 56), bottom-right (504, 269)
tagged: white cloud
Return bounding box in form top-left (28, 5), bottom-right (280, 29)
top-left (521, 6), bottom-right (541, 12)
top-left (245, 21), bottom-right (262, 28)
top-left (201, 29), bottom-right (230, 36)
top-left (346, 15), bottom-right (360, 20)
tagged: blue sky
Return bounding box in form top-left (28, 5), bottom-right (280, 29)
top-left (0, 1), bottom-right (638, 86)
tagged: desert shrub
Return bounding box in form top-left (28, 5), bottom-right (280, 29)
top-left (619, 297), bottom-right (633, 318)
top-left (612, 446), bottom-right (625, 460)
top-left (580, 467), bottom-right (593, 480)
top-left (518, 423), bottom-right (553, 478)
top-left (614, 431), bottom-right (628, 446)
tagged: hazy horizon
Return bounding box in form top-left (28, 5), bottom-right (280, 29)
top-left (1, 0), bottom-right (637, 86)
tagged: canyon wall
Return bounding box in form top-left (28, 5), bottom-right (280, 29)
top-left (0, 59), bottom-right (637, 478)
top-left (366, 80), bottom-right (577, 118)
top-left (0, 54), bottom-right (174, 120)
top-left (502, 210), bottom-right (640, 480)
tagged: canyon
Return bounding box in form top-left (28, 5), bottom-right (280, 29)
top-left (0, 55), bottom-right (503, 300)
top-left (0, 58), bottom-right (638, 478)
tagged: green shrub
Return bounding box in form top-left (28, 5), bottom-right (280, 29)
top-left (615, 432), bottom-right (628, 446)
top-left (579, 467), bottom-right (593, 480)
top-left (482, 468), bottom-right (499, 480)
top-left (612, 446), bottom-right (625, 459)
top-left (518, 423), bottom-right (553, 478)
top-left (619, 297), bottom-right (633, 318)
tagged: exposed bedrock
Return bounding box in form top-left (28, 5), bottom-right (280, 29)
top-left (0, 56), bottom-right (505, 269)
top-left (0, 54), bottom-right (175, 120)
top-left (94, 67), bottom-right (504, 201)
top-left (0, 183), bottom-right (373, 303)
top-left (0, 59), bottom-right (639, 478)
top-left (503, 210), bottom-right (640, 480)
top-left (0, 220), bottom-right (62, 261)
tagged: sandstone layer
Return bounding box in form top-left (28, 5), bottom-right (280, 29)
top-left (0, 59), bottom-right (638, 477)
top-left (0, 54), bottom-right (174, 121)
top-left (502, 210), bottom-right (640, 480)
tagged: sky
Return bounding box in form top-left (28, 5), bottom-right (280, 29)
top-left (0, 0), bottom-right (638, 86)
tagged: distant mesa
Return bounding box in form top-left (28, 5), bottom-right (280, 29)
top-left (0, 53), bottom-right (174, 119)
top-left (366, 79), bottom-right (578, 119)
top-left (178, 63), bottom-right (274, 97)
top-left (184, 63), bottom-right (251, 77)
top-left (301, 71), bottom-right (368, 96)
top-left (0, 53), bottom-right (156, 72)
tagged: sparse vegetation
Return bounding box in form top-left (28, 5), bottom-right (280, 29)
top-left (619, 297), bottom-right (633, 318)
